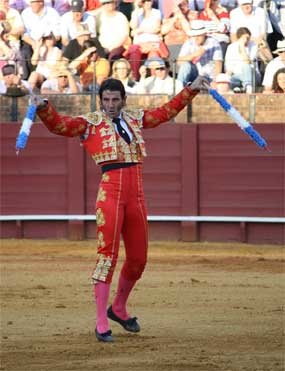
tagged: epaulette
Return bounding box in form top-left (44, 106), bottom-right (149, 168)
top-left (81, 111), bottom-right (103, 126)
top-left (122, 108), bottom-right (144, 121)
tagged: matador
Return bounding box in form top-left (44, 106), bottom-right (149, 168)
top-left (34, 76), bottom-right (208, 342)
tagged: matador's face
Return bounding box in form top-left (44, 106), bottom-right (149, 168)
top-left (100, 90), bottom-right (126, 119)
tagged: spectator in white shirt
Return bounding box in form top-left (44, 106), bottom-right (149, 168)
top-left (0, 63), bottom-right (32, 95)
top-left (96, 0), bottom-right (130, 61)
top-left (177, 20), bottom-right (223, 85)
top-left (0, 0), bottom-right (24, 50)
top-left (262, 39), bottom-right (285, 93)
top-left (230, 0), bottom-right (273, 44)
top-left (60, 0), bottom-right (96, 47)
top-left (137, 57), bottom-right (183, 95)
top-left (40, 66), bottom-right (82, 94)
top-left (20, 0), bottom-right (61, 79)
top-left (225, 26), bottom-right (260, 93)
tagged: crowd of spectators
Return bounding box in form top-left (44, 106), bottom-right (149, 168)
top-left (0, 0), bottom-right (284, 97)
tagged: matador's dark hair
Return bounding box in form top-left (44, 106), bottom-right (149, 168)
top-left (99, 78), bottom-right (126, 100)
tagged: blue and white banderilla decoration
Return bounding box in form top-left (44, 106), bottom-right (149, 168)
top-left (208, 88), bottom-right (269, 150)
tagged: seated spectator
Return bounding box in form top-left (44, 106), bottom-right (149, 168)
top-left (271, 67), bottom-right (285, 93)
top-left (68, 39), bottom-right (110, 91)
top-left (111, 58), bottom-right (138, 94)
top-left (63, 25), bottom-right (106, 63)
top-left (262, 39), bottom-right (285, 93)
top-left (177, 20), bottom-right (223, 85)
top-left (60, 0), bottom-right (96, 47)
top-left (96, 0), bottom-right (130, 61)
top-left (137, 56), bottom-right (183, 94)
top-left (161, 0), bottom-right (198, 62)
top-left (224, 27), bottom-right (260, 93)
top-left (0, 63), bottom-right (32, 96)
top-left (230, 0), bottom-right (272, 43)
top-left (213, 72), bottom-right (233, 93)
top-left (126, 0), bottom-right (169, 80)
top-left (230, 0), bottom-right (273, 66)
top-left (253, 0), bottom-right (285, 53)
top-left (0, 0), bottom-right (24, 51)
top-left (198, 0), bottom-right (230, 58)
top-left (0, 20), bottom-right (23, 73)
top-left (40, 66), bottom-right (82, 94)
top-left (20, 0), bottom-right (61, 80)
top-left (28, 31), bottom-right (63, 92)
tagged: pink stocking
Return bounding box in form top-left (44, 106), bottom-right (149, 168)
top-left (94, 282), bottom-right (110, 334)
top-left (112, 274), bottom-right (136, 320)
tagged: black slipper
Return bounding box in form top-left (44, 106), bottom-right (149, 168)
top-left (107, 305), bottom-right (140, 333)
top-left (95, 328), bottom-right (114, 342)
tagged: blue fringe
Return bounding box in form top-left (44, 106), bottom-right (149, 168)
top-left (244, 126), bottom-right (267, 148)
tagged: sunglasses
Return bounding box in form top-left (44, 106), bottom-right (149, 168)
top-left (155, 67), bottom-right (165, 71)
top-left (58, 75), bottom-right (68, 78)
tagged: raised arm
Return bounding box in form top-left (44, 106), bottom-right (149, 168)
top-left (35, 100), bottom-right (88, 137)
top-left (142, 77), bottom-right (208, 128)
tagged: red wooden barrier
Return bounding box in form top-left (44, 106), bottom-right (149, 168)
top-left (0, 122), bottom-right (284, 244)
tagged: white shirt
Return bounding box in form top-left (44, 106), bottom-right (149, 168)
top-left (21, 6), bottom-right (61, 40)
top-left (0, 79), bottom-right (32, 94)
top-left (41, 78), bottom-right (82, 93)
top-left (178, 36), bottom-right (223, 79)
top-left (230, 5), bottom-right (273, 39)
top-left (137, 75), bottom-right (183, 96)
top-left (114, 115), bottom-right (133, 142)
top-left (262, 56), bottom-right (285, 88)
top-left (224, 40), bottom-right (259, 75)
top-left (98, 11), bottom-right (129, 51)
top-left (60, 11), bottom-right (96, 42)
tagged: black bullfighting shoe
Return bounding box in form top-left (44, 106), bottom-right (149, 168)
top-left (107, 306), bottom-right (141, 333)
top-left (95, 328), bottom-right (114, 343)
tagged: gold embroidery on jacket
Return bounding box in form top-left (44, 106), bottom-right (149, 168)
top-left (102, 173), bottom-right (110, 182)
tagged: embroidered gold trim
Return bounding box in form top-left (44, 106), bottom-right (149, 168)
top-left (96, 208), bottom-right (105, 227)
top-left (91, 253), bottom-right (112, 282)
top-left (97, 187), bottom-right (106, 202)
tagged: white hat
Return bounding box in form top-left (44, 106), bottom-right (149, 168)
top-left (188, 20), bottom-right (207, 37)
top-left (215, 73), bottom-right (231, 83)
top-left (273, 39), bottom-right (285, 54)
top-left (238, 0), bottom-right (253, 5)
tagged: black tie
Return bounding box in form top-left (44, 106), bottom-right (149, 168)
top-left (112, 118), bottom-right (131, 144)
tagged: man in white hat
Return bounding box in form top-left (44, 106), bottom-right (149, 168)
top-left (262, 39), bottom-right (285, 93)
top-left (177, 19), bottom-right (223, 85)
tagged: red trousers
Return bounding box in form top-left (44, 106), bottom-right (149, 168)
top-left (92, 164), bottom-right (148, 284)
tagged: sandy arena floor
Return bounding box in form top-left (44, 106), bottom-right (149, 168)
top-left (0, 239), bottom-right (284, 371)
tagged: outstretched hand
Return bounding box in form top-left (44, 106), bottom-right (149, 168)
top-left (189, 76), bottom-right (211, 91)
top-left (29, 94), bottom-right (47, 110)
